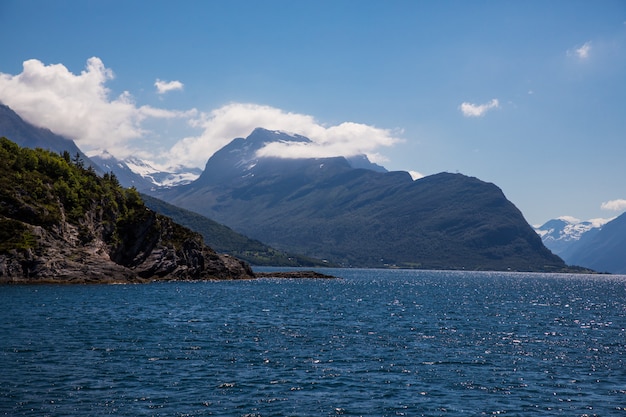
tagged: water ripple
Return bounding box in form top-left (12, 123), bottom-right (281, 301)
top-left (1, 270), bottom-right (625, 415)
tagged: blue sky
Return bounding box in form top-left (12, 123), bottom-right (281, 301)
top-left (1, 0), bottom-right (625, 225)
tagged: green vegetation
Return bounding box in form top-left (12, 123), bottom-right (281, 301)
top-left (0, 137), bottom-right (144, 253)
top-left (0, 136), bottom-right (323, 269)
top-left (0, 218), bottom-right (37, 252)
top-left (0, 137), bottom-right (257, 282)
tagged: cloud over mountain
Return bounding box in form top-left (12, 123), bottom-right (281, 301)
top-left (0, 57), bottom-right (405, 170)
top-left (0, 57), bottom-right (189, 157)
top-left (169, 103), bottom-right (403, 168)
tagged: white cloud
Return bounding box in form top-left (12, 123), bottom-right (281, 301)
top-left (571, 41), bottom-right (592, 60)
top-left (459, 99), bottom-right (499, 117)
top-left (168, 102), bottom-right (403, 168)
top-left (155, 79), bottom-right (184, 94)
top-left (588, 217), bottom-right (613, 228)
top-left (0, 57), bottom-right (406, 171)
top-left (0, 58), bottom-right (191, 157)
top-left (601, 199), bottom-right (626, 212)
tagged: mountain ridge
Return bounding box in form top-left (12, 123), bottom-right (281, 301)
top-left (140, 193), bottom-right (334, 267)
top-left (0, 105), bottom-right (600, 273)
top-left (564, 212), bottom-right (626, 273)
top-left (535, 217), bottom-right (606, 258)
top-left (89, 151), bottom-right (202, 191)
top-left (536, 214), bottom-right (625, 273)
top-left (0, 103), bottom-right (99, 173)
top-left (151, 128), bottom-right (573, 272)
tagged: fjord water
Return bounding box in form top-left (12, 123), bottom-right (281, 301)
top-left (1, 269), bottom-right (625, 416)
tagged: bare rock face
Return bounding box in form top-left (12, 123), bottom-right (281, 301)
top-left (0, 209), bottom-right (254, 284)
top-left (111, 211), bottom-right (255, 281)
top-left (0, 224), bottom-right (141, 284)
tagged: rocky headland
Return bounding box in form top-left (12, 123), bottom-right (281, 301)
top-left (0, 137), bottom-right (254, 284)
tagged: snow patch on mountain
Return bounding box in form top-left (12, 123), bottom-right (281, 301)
top-left (123, 157), bottom-right (154, 174)
top-left (125, 158), bottom-right (201, 187)
top-left (534, 215), bottom-right (613, 259)
top-left (536, 216), bottom-right (611, 242)
top-left (91, 151), bottom-right (201, 189)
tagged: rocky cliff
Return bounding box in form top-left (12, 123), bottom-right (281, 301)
top-left (0, 137), bottom-right (254, 284)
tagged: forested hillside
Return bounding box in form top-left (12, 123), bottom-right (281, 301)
top-left (0, 137), bottom-right (253, 283)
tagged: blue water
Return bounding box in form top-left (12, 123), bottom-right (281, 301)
top-left (1, 269), bottom-right (625, 416)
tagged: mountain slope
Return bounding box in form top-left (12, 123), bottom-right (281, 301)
top-left (151, 128), bottom-right (568, 271)
top-left (0, 103), bottom-right (100, 173)
top-left (561, 213), bottom-right (626, 273)
top-left (0, 138), bottom-right (253, 283)
top-left (534, 216), bottom-right (626, 273)
top-left (0, 103), bottom-right (199, 191)
top-left (535, 217), bottom-right (605, 258)
top-left (141, 194), bottom-right (333, 267)
top-left (90, 152), bottom-right (201, 191)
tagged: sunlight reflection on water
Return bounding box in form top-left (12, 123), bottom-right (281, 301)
top-left (1, 269), bottom-right (625, 415)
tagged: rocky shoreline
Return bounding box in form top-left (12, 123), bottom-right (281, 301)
top-left (0, 268), bottom-right (337, 285)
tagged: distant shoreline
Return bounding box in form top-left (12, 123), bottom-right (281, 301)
top-left (254, 270), bottom-right (337, 279)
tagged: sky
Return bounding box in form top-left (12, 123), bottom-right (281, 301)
top-left (0, 0), bottom-right (625, 225)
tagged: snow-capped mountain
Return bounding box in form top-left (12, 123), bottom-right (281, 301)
top-left (90, 151), bottom-right (201, 191)
top-left (535, 213), bottom-right (626, 274)
top-left (564, 212), bottom-right (626, 274)
top-left (534, 215), bottom-right (626, 273)
top-left (148, 128), bottom-right (568, 271)
top-left (535, 216), bottom-right (609, 256)
top-left (123, 157), bottom-right (202, 187)
top-left (194, 127), bottom-right (387, 187)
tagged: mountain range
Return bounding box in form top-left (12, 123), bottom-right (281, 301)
top-left (148, 128), bottom-right (568, 271)
top-left (535, 216), bottom-right (625, 273)
top-left (0, 104), bottom-right (324, 267)
top-left (1, 103), bottom-right (618, 273)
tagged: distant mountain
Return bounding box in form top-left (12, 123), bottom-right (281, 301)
top-left (193, 128), bottom-right (386, 188)
top-left (0, 103), bottom-right (199, 191)
top-left (0, 103), bottom-right (100, 173)
top-left (150, 128), bottom-right (570, 272)
top-left (124, 157), bottom-right (201, 188)
top-left (141, 194), bottom-right (334, 267)
top-left (565, 212), bottom-right (626, 274)
top-left (90, 152), bottom-right (201, 192)
top-left (536, 215), bottom-right (625, 273)
top-left (346, 154), bottom-right (388, 173)
top-left (535, 217), bottom-right (606, 258)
